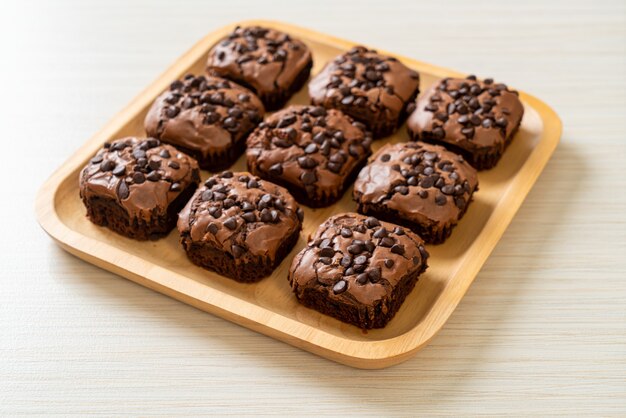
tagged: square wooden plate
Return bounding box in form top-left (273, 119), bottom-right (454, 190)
top-left (35, 20), bottom-right (561, 369)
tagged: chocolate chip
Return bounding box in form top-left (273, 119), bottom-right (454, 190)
top-left (435, 194), bottom-right (447, 205)
top-left (304, 143), bottom-right (318, 154)
top-left (207, 223), bottom-right (218, 235)
top-left (333, 280), bottom-right (347, 294)
top-left (365, 217), bottom-right (380, 228)
top-left (394, 227), bottom-right (405, 235)
top-left (319, 257), bottom-right (332, 265)
top-left (221, 171), bottom-right (233, 178)
top-left (247, 178), bottom-right (259, 188)
top-left (148, 159), bottom-right (161, 171)
top-left (223, 198), bottom-right (235, 209)
top-left (368, 267), bottom-right (381, 283)
top-left (340, 228), bottom-right (353, 238)
top-left (418, 245), bottom-right (429, 260)
top-left (296, 208), bottom-right (304, 222)
top-left (496, 117), bottom-right (508, 127)
top-left (380, 237), bottom-right (395, 247)
top-left (231, 244), bottom-right (245, 258)
top-left (166, 106), bottom-right (180, 118)
top-left (441, 185), bottom-right (455, 195)
top-left (201, 190), bottom-right (214, 201)
top-left (319, 246), bottom-right (335, 257)
top-left (91, 154), bottom-right (103, 164)
top-left (341, 95), bottom-right (354, 105)
top-left (433, 127), bottom-right (445, 139)
top-left (277, 114), bottom-right (297, 128)
top-left (112, 165), bottom-right (126, 177)
top-left (461, 127), bottom-right (475, 138)
top-left (209, 207), bottom-right (222, 218)
top-left (340, 255), bottom-right (352, 268)
top-left (132, 172), bottom-right (145, 184)
top-left (394, 185), bottom-right (409, 195)
top-left (297, 156), bottom-right (317, 169)
top-left (418, 190), bottom-right (429, 199)
top-left (223, 217), bottom-right (237, 230)
top-left (420, 177), bottom-right (434, 188)
top-left (373, 227), bottom-right (387, 238)
top-left (390, 244), bottom-right (405, 255)
top-left (380, 154), bottom-right (391, 162)
top-left (146, 171), bottom-right (160, 182)
top-left (300, 171), bottom-right (316, 185)
top-left (384, 259), bottom-right (394, 268)
top-left (354, 255), bottom-right (367, 265)
top-left (117, 181), bottom-right (129, 199)
top-left (170, 182), bottom-right (181, 192)
top-left (100, 160), bottom-right (115, 172)
top-left (269, 163), bottom-right (283, 175)
top-left (356, 273), bottom-right (369, 285)
top-left (347, 244), bottom-right (363, 255)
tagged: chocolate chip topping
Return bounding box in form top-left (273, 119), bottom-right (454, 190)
top-left (246, 105), bottom-right (372, 206)
top-left (144, 74), bottom-right (265, 165)
top-left (177, 171), bottom-right (302, 261)
top-left (354, 141), bottom-right (478, 227)
top-left (309, 46), bottom-right (420, 136)
top-left (79, 137), bottom-right (200, 221)
top-left (407, 75), bottom-right (524, 151)
top-left (289, 213), bottom-right (429, 306)
top-left (206, 26), bottom-right (312, 108)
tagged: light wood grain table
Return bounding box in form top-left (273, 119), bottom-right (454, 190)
top-left (1, 0), bottom-right (625, 415)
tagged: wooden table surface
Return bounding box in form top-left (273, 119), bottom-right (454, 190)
top-left (1, 0), bottom-right (625, 415)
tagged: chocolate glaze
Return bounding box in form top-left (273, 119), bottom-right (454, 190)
top-left (407, 75), bottom-right (524, 154)
top-left (246, 105), bottom-right (372, 206)
top-left (289, 213), bottom-right (428, 307)
top-left (177, 171), bottom-right (303, 263)
top-left (354, 142), bottom-right (478, 233)
top-left (206, 26), bottom-right (313, 109)
top-left (144, 74), bottom-right (264, 168)
top-left (308, 46), bottom-right (420, 137)
top-left (79, 137), bottom-right (200, 221)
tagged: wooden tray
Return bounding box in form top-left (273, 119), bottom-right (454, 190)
top-left (35, 20), bottom-right (561, 369)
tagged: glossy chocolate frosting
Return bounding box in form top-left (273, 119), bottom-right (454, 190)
top-left (354, 142), bottom-right (478, 229)
top-left (79, 137), bottom-right (200, 221)
top-left (289, 213), bottom-right (428, 307)
top-left (246, 105), bottom-right (372, 204)
top-left (144, 74), bottom-right (264, 163)
top-left (406, 75), bottom-right (524, 152)
top-left (177, 171), bottom-right (303, 262)
top-left (308, 46), bottom-right (420, 132)
top-left (206, 26), bottom-right (312, 104)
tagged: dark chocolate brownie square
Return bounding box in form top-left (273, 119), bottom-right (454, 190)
top-left (246, 105), bottom-right (372, 208)
top-left (308, 46), bottom-right (420, 138)
top-left (79, 137), bottom-right (200, 240)
top-left (289, 213), bottom-right (429, 329)
top-left (406, 75), bottom-right (524, 170)
top-left (353, 141), bottom-right (478, 244)
top-left (206, 25), bottom-right (313, 110)
top-left (177, 171), bottom-right (304, 282)
top-left (144, 74), bottom-right (264, 171)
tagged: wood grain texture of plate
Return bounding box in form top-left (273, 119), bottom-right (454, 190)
top-left (35, 20), bottom-right (562, 369)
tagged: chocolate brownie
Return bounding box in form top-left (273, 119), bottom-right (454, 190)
top-left (79, 137), bottom-right (200, 240)
top-left (289, 213), bottom-right (429, 329)
top-left (206, 26), bottom-right (313, 110)
top-left (353, 142), bottom-right (478, 244)
top-left (177, 171), bottom-right (304, 282)
top-left (144, 74), bottom-right (264, 171)
top-left (246, 105), bottom-right (372, 208)
top-left (406, 75), bottom-right (524, 170)
top-left (308, 46), bottom-right (420, 138)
